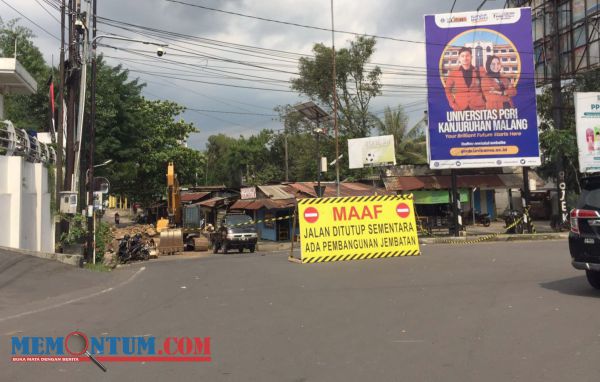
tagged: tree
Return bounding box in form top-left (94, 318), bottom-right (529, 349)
top-left (0, 18), bottom-right (52, 132)
top-left (291, 36), bottom-right (382, 138)
top-left (90, 57), bottom-right (203, 205)
top-left (371, 106), bottom-right (427, 165)
top-left (535, 69), bottom-right (600, 196)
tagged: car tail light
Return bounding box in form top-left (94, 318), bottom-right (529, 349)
top-left (570, 209), bottom-right (600, 235)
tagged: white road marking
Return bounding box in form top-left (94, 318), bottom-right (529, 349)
top-left (0, 267), bottom-right (146, 323)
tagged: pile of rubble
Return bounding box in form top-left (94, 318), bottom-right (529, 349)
top-left (111, 224), bottom-right (158, 240)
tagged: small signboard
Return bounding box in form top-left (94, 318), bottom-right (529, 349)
top-left (241, 187), bottom-right (256, 200)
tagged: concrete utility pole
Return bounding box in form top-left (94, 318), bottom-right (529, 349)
top-left (64, 0), bottom-right (78, 193)
top-left (56, 0), bottom-right (66, 238)
top-left (550, 0), bottom-right (568, 226)
top-left (331, 0), bottom-right (340, 197)
top-left (86, 0), bottom-right (97, 263)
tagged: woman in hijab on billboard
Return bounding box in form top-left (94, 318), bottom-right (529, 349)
top-left (482, 55), bottom-right (516, 110)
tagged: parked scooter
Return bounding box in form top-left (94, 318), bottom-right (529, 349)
top-left (118, 234), bottom-right (150, 264)
top-left (473, 211), bottom-right (491, 227)
top-left (503, 209), bottom-right (524, 234)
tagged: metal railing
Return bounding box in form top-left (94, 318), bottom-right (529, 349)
top-left (0, 120), bottom-right (56, 164)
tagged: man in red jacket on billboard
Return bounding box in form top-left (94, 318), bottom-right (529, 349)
top-left (444, 47), bottom-right (486, 111)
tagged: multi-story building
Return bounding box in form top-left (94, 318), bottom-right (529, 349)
top-left (511, 0), bottom-right (600, 83)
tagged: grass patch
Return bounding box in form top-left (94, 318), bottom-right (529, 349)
top-left (84, 263), bottom-right (112, 272)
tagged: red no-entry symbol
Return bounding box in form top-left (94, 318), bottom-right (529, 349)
top-left (303, 207), bottom-right (319, 223)
top-left (396, 203), bottom-right (410, 218)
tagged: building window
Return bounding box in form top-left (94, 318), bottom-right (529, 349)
top-left (558, 2), bottom-right (571, 30)
top-left (574, 24), bottom-right (586, 47)
top-left (573, 0), bottom-right (586, 22)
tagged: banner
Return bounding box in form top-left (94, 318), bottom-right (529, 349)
top-left (424, 8), bottom-right (540, 169)
top-left (348, 135), bottom-right (396, 169)
top-left (575, 92), bottom-right (600, 173)
top-left (298, 195), bottom-right (420, 263)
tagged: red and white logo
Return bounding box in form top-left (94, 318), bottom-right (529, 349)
top-left (396, 203), bottom-right (410, 218)
top-left (303, 207), bottom-right (319, 223)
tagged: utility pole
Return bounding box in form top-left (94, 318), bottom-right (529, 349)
top-left (551, 0), bottom-right (567, 226)
top-left (331, 0), bottom-right (340, 197)
top-left (63, 0), bottom-right (77, 193)
top-left (56, 0), bottom-right (66, 236)
top-left (86, 0), bottom-right (97, 263)
top-left (284, 132), bottom-right (289, 182)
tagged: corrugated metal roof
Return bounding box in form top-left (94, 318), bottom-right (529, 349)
top-left (285, 182), bottom-right (392, 198)
top-left (384, 174), bottom-right (543, 191)
top-left (180, 192), bottom-right (210, 203)
top-left (257, 185), bottom-right (294, 199)
top-left (230, 198), bottom-right (295, 210)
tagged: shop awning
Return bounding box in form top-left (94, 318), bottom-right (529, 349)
top-left (409, 189), bottom-right (470, 204)
top-left (384, 173), bottom-right (541, 191)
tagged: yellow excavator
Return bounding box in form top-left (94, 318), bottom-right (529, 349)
top-left (156, 162), bottom-right (184, 255)
top-left (156, 162), bottom-right (209, 255)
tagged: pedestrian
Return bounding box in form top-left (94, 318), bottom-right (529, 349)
top-left (115, 212), bottom-right (120, 225)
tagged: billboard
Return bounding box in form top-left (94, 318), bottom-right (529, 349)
top-left (575, 92), bottom-right (600, 173)
top-left (347, 135), bottom-right (396, 169)
top-left (298, 195), bottom-right (420, 263)
top-left (424, 8), bottom-right (540, 169)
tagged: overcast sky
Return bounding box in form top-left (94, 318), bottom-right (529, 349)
top-left (1, 0), bottom-right (506, 150)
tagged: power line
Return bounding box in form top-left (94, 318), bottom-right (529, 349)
top-left (0, 0), bottom-right (61, 42)
top-left (34, 0), bottom-right (61, 24)
top-left (165, 0), bottom-right (427, 45)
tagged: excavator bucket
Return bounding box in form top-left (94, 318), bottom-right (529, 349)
top-left (157, 228), bottom-right (184, 255)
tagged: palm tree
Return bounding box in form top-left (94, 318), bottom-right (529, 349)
top-left (371, 105), bottom-right (427, 164)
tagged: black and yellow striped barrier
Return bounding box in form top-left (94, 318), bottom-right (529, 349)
top-left (297, 194), bottom-right (413, 205)
top-left (224, 215), bottom-right (293, 228)
top-left (302, 249), bottom-right (420, 264)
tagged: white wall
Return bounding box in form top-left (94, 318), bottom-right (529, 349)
top-left (0, 156), bottom-right (54, 252)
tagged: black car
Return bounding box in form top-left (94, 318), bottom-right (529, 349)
top-left (211, 213), bottom-right (258, 254)
top-left (569, 175), bottom-right (600, 289)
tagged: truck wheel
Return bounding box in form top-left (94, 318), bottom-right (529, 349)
top-left (238, 247), bottom-right (244, 253)
top-left (249, 245), bottom-right (255, 253)
top-left (586, 270), bottom-right (600, 289)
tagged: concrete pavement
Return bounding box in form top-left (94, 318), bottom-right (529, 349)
top-left (1, 239), bottom-right (599, 381)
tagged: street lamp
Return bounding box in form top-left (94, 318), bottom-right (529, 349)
top-left (294, 102), bottom-right (329, 197)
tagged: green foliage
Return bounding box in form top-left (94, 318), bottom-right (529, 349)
top-left (291, 36), bottom-right (382, 138)
top-left (94, 220), bottom-right (111, 262)
top-left (91, 57), bottom-right (204, 205)
top-left (0, 18), bottom-right (52, 132)
top-left (84, 263), bottom-right (112, 272)
top-left (205, 131), bottom-right (283, 187)
top-left (535, 69), bottom-right (600, 196)
top-left (59, 213), bottom-right (87, 246)
top-left (371, 106), bottom-right (427, 165)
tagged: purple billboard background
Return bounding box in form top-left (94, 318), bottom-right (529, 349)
top-left (424, 8), bottom-right (540, 169)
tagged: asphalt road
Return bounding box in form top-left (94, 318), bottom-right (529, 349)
top-left (1, 240), bottom-right (598, 382)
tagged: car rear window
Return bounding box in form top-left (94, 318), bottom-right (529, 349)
top-left (577, 188), bottom-right (600, 209)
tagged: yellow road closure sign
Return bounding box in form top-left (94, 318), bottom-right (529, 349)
top-left (298, 195), bottom-right (420, 263)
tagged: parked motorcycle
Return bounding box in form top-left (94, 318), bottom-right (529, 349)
top-left (503, 210), bottom-right (524, 234)
top-left (473, 211), bottom-right (491, 227)
top-left (118, 234), bottom-right (150, 264)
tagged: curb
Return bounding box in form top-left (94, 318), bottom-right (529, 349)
top-left (0, 245), bottom-right (83, 266)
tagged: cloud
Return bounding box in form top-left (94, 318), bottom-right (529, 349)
top-left (2, 0), bottom-right (499, 150)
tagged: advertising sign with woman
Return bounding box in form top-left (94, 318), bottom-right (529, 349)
top-left (424, 8), bottom-right (540, 169)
